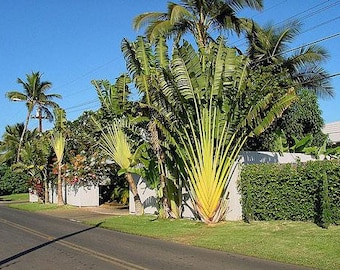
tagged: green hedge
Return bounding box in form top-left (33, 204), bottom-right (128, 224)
top-left (239, 160), bottom-right (340, 227)
top-left (0, 165), bottom-right (29, 196)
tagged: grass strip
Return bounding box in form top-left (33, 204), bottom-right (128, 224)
top-left (8, 202), bottom-right (75, 212)
top-left (85, 215), bottom-right (340, 270)
top-left (0, 193), bottom-right (28, 202)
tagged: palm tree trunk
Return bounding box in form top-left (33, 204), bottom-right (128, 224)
top-left (57, 163), bottom-right (64, 205)
top-left (148, 121), bottom-right (171, 218)
top-left (125, 172), bottom-right (143, 215)
top-left (17, 109), bottom-right (32, 162)
top-left (42, 170), bottom-right (49, 204)
top-left (37, 106), bottom-right (43, 133)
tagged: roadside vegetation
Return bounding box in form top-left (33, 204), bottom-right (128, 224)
top-left (0, 193), bottom-right (28, 202)
top-left (8, 202), bottom-right (76, 212)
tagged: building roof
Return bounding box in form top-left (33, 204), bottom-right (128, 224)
top-left (323, 121), bottom-right (340, 144)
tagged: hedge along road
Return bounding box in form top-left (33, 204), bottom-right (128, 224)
top-left (0, 205), bottom-right (313, 270)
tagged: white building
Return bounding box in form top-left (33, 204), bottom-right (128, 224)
top-left (323, 121), bottom-right (340, 145)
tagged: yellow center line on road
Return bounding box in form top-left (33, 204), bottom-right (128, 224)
top-left (0, 217), bottom-right (149, 270)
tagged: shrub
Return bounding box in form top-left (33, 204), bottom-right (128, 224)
top-left (0, 165), bottom-right (29, 195)
top-left (239, 160), bottom-right (340, 227)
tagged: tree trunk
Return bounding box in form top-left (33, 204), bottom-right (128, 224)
top-left (37, 106), bottom-right (43, 133)
top-left (57, 163), bottom-right (64, 206)
top-left (43, 171), bottom-right (49, 204)
top-left (148, 121), bottom-right (171, 218)
top-left (125, 172), bottom-right (143, 215)
top-left (17, 109), bottom-right (32, 162)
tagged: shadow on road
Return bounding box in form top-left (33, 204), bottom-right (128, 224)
top-left (0, 222), bottom-right (103, 267)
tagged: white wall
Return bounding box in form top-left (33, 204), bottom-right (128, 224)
top-left (129, 174), bottom-right (158, 214)
top-left (47, 182), bottom-right (99, 207)
top-left (130, 152), bottom-right (317, 220)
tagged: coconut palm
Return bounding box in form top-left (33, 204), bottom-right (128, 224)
top-left (245, 20), bottom-right (334, 98)
top-left (6, 71), bottom-right (61, 162)
top-left (133, 0), bottom-right (263, 49)
top-left (0, 124), bottom-right (23, 166)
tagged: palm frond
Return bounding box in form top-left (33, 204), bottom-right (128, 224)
top-left (51, 131), bottom-right (65, 164)
top-left (101, 125), bottom-right (132, 169)
top-left (253, 88), bottom-right (297, 135)
top-left (133, 12), bottom-right (166, 31)
top-left (155, 36), bottom-right (169, 69)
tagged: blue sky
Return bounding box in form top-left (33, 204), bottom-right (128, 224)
top-left (1, 0), bottom-right (339, 136)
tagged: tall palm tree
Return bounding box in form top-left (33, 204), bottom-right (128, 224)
top-left (245, 20), bottom-right (334, 98)
top-left (6, 71), bottom-right (61, 162)
top-left (133, 0), bottom-right (263, 49)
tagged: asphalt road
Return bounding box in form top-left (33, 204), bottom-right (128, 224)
top-left (0, 205), bottom-right (313, 270)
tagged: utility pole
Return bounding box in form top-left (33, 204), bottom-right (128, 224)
top-left (32, 106), bottom-right (48, 133)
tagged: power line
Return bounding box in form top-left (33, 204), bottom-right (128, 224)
top-left (66, 105), bottom-right (99, 114)
top-left (56, 2), bottom-right (340, 119)
top-left (64, 32), bottom-right (340, 115)
top-left (283, 32), bottom-right (340, 55)
top-left (52, 56), bottom-right (121, 96)
top-left (275, 0), bottom-right (340, 27)
top-left (64, 99), bottom-right (99, 110)
top-left (231, 0), bottom-right (340, 47)
top-left (301, 16), bottom-right (340, 35)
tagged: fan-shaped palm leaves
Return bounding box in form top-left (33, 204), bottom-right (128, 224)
top-left (97, 120), bottom-right (144, 215)
top-left (120, 32), bottom-right (297, 222)
top-left (51, 131), bottom-right (66, 205)
top-left (160, 39), bottom-right (297, 223)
